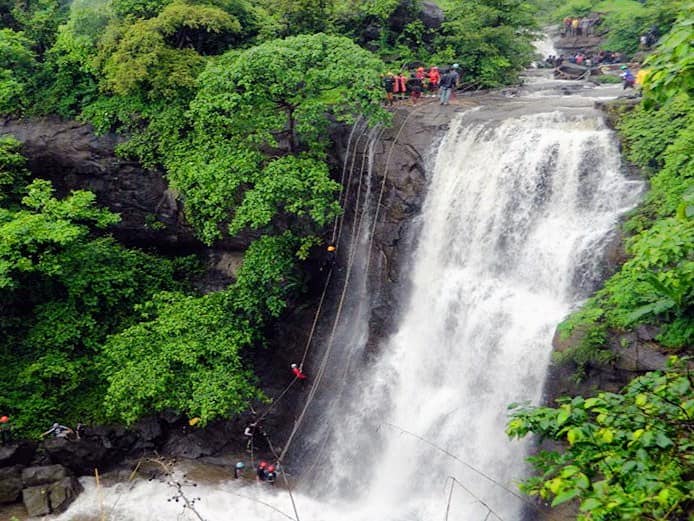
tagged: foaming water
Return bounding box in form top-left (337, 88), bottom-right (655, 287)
top-left (53, 107), bottom-right (642, 521)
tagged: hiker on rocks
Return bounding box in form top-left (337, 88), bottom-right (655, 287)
top-left (291, 363), bottom-right (307, 380)
top-left (0, 416), bottom-right (11, 445)
top-left (428, 66), bottom-right (440, 93)
top-left (620, 65), bottom-right (635, 89)
top-left (234, 461), bottom-right (245, 479)
top-left (394, 72), bottom-right (407, 101)
top-left (256, 460), bottom-right (269, 481)
top-left (563, 17), bottom-right (571, 35)
top-left (438, 69), bottom-right (453, 105)
top-left (266, 465), bottom-right (277, 485)
top-left (580, 17), bottom-right (591, 36)
top-left (383, 73), bottom-right (395, 106)
top-left (407, 73), bottom-right (423, 104)
top-left (571, 18), bottom-right (580, 37)
top-left (42, 422), bottom-right (74, 439)
top-left (449, 64), bottom-right (460, 99)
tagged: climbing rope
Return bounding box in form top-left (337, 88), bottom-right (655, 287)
top-left (301, 126), bottom-right (387, 478)
top-left (444, 476), bottom-right (505, 521)
top-left (276, 118), bottom-right (379, 465)
top-left (265, 432), bottom-right (301, 521)
top-left (253, 120), bottom-right (374, 423)
top-left (381, 422), bottom-right (543, 514)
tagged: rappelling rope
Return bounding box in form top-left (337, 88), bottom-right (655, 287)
top-left (444, 476), bottom-right (505, 521)
top-left (265, 432), bottom-right (301, 521)
top-left (278, 102), bottom-right (436, 472)
top-left (301, 125), bottom-right (387, 479)
top-left (332, 118), bottom-right (370, 243)
top-left (254, 120), bottom-right (373, 423)
top-left (381, 422), bottom-right (543, 514)
top-left (276, 117), bottom-right (380, 466)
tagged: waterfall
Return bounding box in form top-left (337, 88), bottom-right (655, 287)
top-left (52, 101), bottom-right (643, 521)
top-left (313, 110), bottom-right (642, 520)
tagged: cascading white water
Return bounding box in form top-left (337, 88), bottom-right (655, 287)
top-left (51, 92), bottom-right (643, 521)
top-left (320, 110), bottom-right (643, 521)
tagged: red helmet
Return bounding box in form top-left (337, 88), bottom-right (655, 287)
top-left (267, 465), bottom-right (275, 472)
top-left (0, 416), bottom-right (8, 423)
top-left (259, 461), bottom-right (268, 469)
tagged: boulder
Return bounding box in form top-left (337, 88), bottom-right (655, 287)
top-left (419, 1), bottom-right (444, 29)
top-left (43, 437), bottom-right (110, 475)
top-left (22, 485), bottom-right (50, 517)
top-left (0, 441), bottom-right (36, 468)
top-left (21, 465), bottom-right (69, 487)
top-left (48, 476), bottom-right (83, 514)
top-left (0, 465), bottom-right (23, 503)
top-left (21, 477), bottom-right (82, 517)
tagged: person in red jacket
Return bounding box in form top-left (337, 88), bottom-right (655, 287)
top-left (290, 363), bottom-right (307, 380)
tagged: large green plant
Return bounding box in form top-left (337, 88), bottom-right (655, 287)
top-left (435, 0), bottom-right (538, 88)
top-left (507, 358), bottom-right (693, 521)
top-left (0, 174), bottom-right (187, 435)
top-left (166, 33), bottom-right (387, 243)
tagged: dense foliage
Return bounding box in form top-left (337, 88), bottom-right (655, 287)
top-left (556, 6), bottom-right (694, 375)
top-left (508, 358), bottom-right (693, 520)
top-left (551, 0), bottom-right (681, 56)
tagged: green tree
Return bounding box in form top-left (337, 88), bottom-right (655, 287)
top-left (0, 29), bottom-right (38, 114)
top-left (167, 32), bottom-right (387, 243)
top-left (507, 358), bottom-right (693, 521)
top-left (0, 175), bottom-right (188, 435)
top-left (0, 136), bottom-right (29, 205)
top-left (435, 0), bottom-right (538, 87)
top-left (643, 6), bottom-right (694, 104)
top-left (101, 231), bottom-right (303, 424)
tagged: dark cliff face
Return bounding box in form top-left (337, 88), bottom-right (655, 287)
top-left (0, 117), bottom-right (195, 250)
top-left (0, 106), bottom-right (459, 469)
top-left (348, 106), bottom-right (457, 353)
top-left (0, 117), bottom-right (260, 254)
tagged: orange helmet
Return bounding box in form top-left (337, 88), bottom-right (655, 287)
top-left (267, 465), bottom-right (276, 472)
top-left (259, 461), bottom-right (268, 469)
top-left (0, 416), bottom-right (8, 423)
top-left (327, 245), bottom-right (336, 252)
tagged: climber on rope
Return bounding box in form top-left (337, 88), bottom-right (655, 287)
top-left (321, 243), bottom-right (337, 272)
top-left (243, 418), bottom-right (265, 452)
top-left (291, 363), bottom-right (307, 380)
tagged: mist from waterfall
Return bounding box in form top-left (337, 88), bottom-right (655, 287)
top-left (52, 104), bottom-right (642, 521)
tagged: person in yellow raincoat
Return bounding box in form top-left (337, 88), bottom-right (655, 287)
top-left (636, 68), bottom-right (650, 88)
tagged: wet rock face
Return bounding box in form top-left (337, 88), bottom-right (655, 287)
top-left (21, 476), bottom-right (82, 517)
top-left (0, 118), bottom-right (259, 255)
top-left (0, 117), bottom-right (195, 249)
top-left (330, 105), bottom-right (460, 353)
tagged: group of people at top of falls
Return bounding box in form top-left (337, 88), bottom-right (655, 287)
top-left (562, 16), bottom-right (598, 37)
top-left (382, 63), bottom-right (461, 107)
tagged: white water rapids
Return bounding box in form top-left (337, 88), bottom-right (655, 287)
top-left (51, 86), bottom-right (643, 521)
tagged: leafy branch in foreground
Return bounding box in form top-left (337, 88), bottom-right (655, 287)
top-left (507, 357), bottom-right (694, 521)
